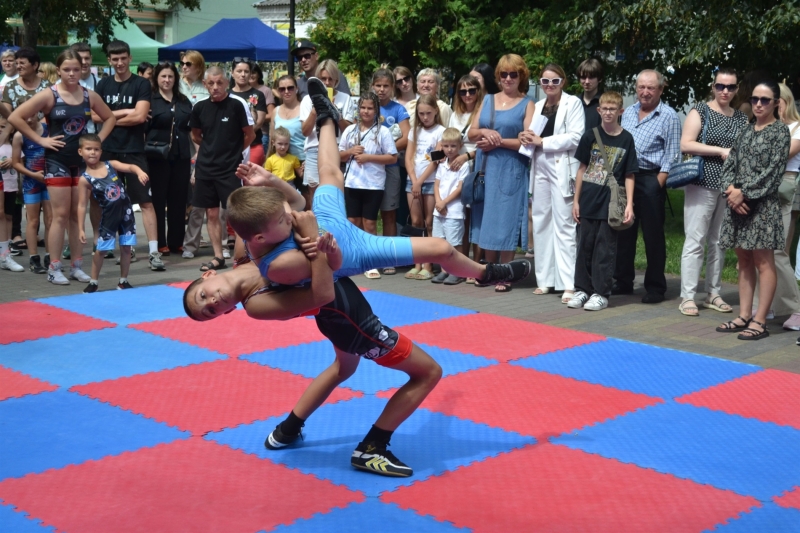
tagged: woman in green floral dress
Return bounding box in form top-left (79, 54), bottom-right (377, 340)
top-left (717, 79), bottom-right (790, 340)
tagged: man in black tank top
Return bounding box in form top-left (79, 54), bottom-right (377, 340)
top-left (94, 40), bottom-right (164, 271)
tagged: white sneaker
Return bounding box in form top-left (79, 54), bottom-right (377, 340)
top-left (182, 250), bottom-right (195, 259)
top-left (222, 248), bottom-right (231, 259)
top-left (69, 266), bottom-right (91, 283)
top-left (133, 203), bottom-right (141, 212)
top-left (752, 306), bottom-right (775, 320)
top-left (47, 266), bottom-right (70, 285)
top-left (567, 290), bottom-right (590, 309)
top-left (1, 254), bottom-right (24, 272)
top-left (584, 293), bottom-right (608, 311)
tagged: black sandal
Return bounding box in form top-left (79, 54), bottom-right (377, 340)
top-left (737, 319), bottom-right (769, 341)
top-left (199, 256), bottom-right (226, 272)
top-left (716, 316), bottom-right (750, 333)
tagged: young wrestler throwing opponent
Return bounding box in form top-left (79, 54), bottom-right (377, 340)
top-left (184, 78), bottom-right (531, 477)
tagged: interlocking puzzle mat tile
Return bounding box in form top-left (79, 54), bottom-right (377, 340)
top-left (72, 358), bottom-right (361, 435)
top-left (131, 309), bottom-right (327, 357)
top-left (208, 395), bottom-right (534, 496)
top-left (0, 366), bottom-right (57, 401)
top-left (678, 369), bottom-right (800, 430)
top-left (386, 364), bottom-right (660, 439)
top-left (709, 503), bottom-right (800, 532)
top-left (167, 281), bottom-right (192, 290)
top-left (552, 402), bottom-right (800, 500)
top-left (0, 328), bottom-right (225, 387)
top-left (513, 338), bottom-right (760, 399)
top-left (0, 390), bottom-right (188, 480)
top-left (36, 285), bottom-right (186, 325)
top-left (0, 438), bottom-right (363, 533)
top-left (360, 290), bottom-right (475, 327)
top-left (243, 341), bottom-right (496, 394)
top-left (269, 500), bottom-right (469, 532)
top-left (0, 301), bottom-right (114, 345)
top-left (776, 486), bottom-right (800, 510)
top-left (383, 444), bottom-right (757, 533)
top-left (396, 313), bottom-right (605, 362)
top-left (0, 502), bottom-right (56, 533)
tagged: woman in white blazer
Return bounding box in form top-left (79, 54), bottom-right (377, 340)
top-left (520, 63), bottom-right (585, 301)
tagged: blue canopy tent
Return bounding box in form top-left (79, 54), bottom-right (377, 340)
top-left (158, 18), bottom-right (288, 62)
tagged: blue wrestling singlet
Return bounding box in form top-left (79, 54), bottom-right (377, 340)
top-left (82, 162), bottom-right (137, 251)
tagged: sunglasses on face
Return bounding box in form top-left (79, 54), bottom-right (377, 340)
top-left (750, 96), bottom-right (776, 106)
top-left (180, 61), bottom-right (192, 67)
top-left (296, 53), bottom-right (314, 61)
top-left (233, 57), bottom-right (250, 65)
top-left (395, 75), bottom-right (411, 85)
top-left (278, 86), bottom-right (296, 92)
top-left (540, 78), bottom-right (563, 86)
top-left (714, 83), bottom-right (738, 92)
top-left (459, 88), bottom-right (478, 96)
top-left (499, 71), bottom-right (519, 79)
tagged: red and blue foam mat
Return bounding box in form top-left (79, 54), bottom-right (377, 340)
top-left (1, 284), bottom-right (800, 532)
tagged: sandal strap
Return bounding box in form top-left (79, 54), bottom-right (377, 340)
top-left (680, 299), bottom-right (697, 309)
top-left (749, 319), bottom-right (767, 330)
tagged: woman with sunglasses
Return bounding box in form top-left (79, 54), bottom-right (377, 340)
top-left (468, 54), bottom-right (535, 292)
top-left (678, 68), bottom-right (748, 317)
top-left (270, 75), bottom-right (305, 177)
top-left (393, 66), bottom-right (416, 109)
top-left (178, 51), bottom-right (208, 108)
top-left (450, 74), bottom-right (483, 269)
top-left (716, 78), bottom-right (791, 341)
top-left (146, 61), bottom-right (193, 255)
top-left (522, 63), bottom-right (584, 301)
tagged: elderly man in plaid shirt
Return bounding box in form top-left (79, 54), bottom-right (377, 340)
top-left (613, 69), bottom-right (682, 303)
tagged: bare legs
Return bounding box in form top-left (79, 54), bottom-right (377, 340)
top-left (734, 248), bottom-right (776, 334)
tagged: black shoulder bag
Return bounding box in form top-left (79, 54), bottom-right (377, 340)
top-left (145, 104), bottom-right (175, 160)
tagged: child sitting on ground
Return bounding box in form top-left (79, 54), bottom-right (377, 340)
top-left (568, 91), bottom-right (637, 311)
top-left (420, 127), bottom-right (468, 285)
top-left (75, 134), bottom-right (149, 292)
top-left (264, 126), bottom-right (302, 188)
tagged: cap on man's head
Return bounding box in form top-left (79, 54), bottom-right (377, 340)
top-left (292, 39), bottom-right (317, 56)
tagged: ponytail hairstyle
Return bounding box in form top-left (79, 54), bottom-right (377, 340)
top-left (371, 67), bottom-right (395, 87)
top-left (753, 78), bottom-right (782, 120)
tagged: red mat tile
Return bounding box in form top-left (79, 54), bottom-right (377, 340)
top-left (677, 369), bottom-right (800, 430)
top-left (379, 365), bottom-right (660, 439)
top-left (396, 313), bottom-right (605, 362)
top-left (0, 366), bottom-right (58, 400)
top-left (71, 359), bottom-right (361, 434)
top-left (776, 486), bottom-right (800, 511)
top-left (382, 444), bottom-right (757, 533)
top-left (168, 281), bottom-right (193, 290)
top-left (0, 438), bottom-right (363, 533)
top-left (0, 301), bottom-right (115, 345)
top-left (131, 309), bottom-right (327, 357)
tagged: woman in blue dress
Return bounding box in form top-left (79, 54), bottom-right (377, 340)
top-left (468, 54), bottom-right (535, 292)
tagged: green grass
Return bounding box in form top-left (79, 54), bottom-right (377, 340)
top-left (634, 189), bottom-right (799, 285)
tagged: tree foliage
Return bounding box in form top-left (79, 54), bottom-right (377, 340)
top-left (308, 0), bottom-right (800, 104)
top-left (0, 0), bottom-right (199, 47)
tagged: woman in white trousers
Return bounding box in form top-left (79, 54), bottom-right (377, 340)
top-left (521, 64), bottom-right (584, 302)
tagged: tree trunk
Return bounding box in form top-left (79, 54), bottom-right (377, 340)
top-left (22, 0), bottom-right (42, 47)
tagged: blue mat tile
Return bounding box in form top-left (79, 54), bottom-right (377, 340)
top-left (708, 503), bottom-right (800, 533)
top-left (207, 395), bottom-right (533, 496)
top-left (243, 342), bottom-right (495, 394)
top-left (269, 501), bottom-right (469, 532)
top-left (0, 328), bottom-right (225, 387)
top-left (0, 390), bottom-right (188, 480)
top-left (36, 285), bottom-right (186, 325)
top-left (553, 402), bottom-right (800, 500)
top-left (0, 503), bottom-right (57, 532)
top-left (361, 290), bottom-right (475, 327)
top-left (513, 338), bottom-right (760, 399)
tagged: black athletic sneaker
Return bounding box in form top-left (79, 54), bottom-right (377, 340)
top-left (479, 259), bottom-right (531, 285)
top-left (117, 280), bottom-right (134, 290)
top-left (351, 441), bottom-right (413, 477)
top-left (264, 423), bottom-right (303, 450)
top-left (29, 255), bottom-right (47, 274)
top-left (84, 282), bottom-right (99, 293)
top-left (307, 77), bottom-right (341, 136)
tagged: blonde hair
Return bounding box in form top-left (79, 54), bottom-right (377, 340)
top-left (316, 59), bottom-right (341, 88)
top-left (1, 49), bottom-right (15, 60)
top-left (417, 68), bottom-right (441, 88)
top-left (441, 127), bottom-right (463, 143)
top-left (495, 54), bottom-right (530, 94)
top-left (779, 83), bottom-right (800, 135)
top-left (227, 187), bottom-right (286, 240)
top-left (180, 50), bottom-right (206, 80)
top-left (414, 93), bottom-right (444, 135)
top-left (273, 126), bottom-right (291, 142)
top-left (599, 91), bottom-right (623, 108)
top-left (39, 62), bottom-right (58, 84)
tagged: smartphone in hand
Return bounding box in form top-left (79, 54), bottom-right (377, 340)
top-left (430, 150), bottom-right (445, 162)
